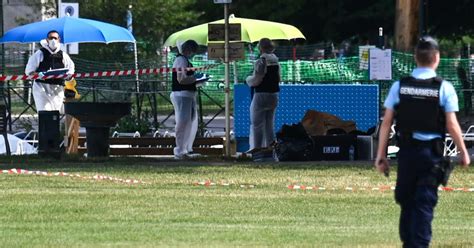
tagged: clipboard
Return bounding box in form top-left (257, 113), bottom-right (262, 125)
top-left (195, 77), bottom-right (210, 83)
top-left (195, 77), bottom-right (210, 88)
top-left (43, 68), bottom-right (69, 76)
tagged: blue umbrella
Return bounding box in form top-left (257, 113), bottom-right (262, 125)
top-left (0, 16), bottom-right (135, 44)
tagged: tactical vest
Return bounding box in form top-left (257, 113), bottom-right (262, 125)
top-left (395, 76), bottom-right (445, 136)
top-left (172, 54), bottom-right (196, 92)
top-left (254, 61), bottom-right (280, 93)
top-left (36, 48), bottom-right (65, 85)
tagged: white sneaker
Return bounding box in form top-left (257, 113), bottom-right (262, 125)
top-left (185, 152), bottom-right (202, 158)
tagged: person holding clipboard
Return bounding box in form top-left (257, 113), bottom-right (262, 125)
top-left (170, 39), bottom-right (209, 159)
top-left (25, 30), bottom-right (75, 113)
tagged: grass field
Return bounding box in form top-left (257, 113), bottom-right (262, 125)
top-left (0, 158), bottom-right (473, 247)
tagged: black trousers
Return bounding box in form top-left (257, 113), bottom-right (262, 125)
top-left (396, 144), bottom-right (441, 248)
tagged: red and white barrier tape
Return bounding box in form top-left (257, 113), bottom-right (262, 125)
top-left (0, 168), bottom-right (147, 185)
top-left (4, 170), bottom-right (471, 191)
top-left (193, 180), bottom-right (255, 188)
top-left (288, 184), bottom-right (474, 192)
top-left (0, 63), bottom-right (221, 81)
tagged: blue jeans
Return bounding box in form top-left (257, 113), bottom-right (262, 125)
top-left (396, 145), bottom-right (440, 248)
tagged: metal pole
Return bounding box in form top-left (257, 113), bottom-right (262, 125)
top-left (134, 41), bottom-right (140, 121)
top-left (198, 88), bottom-right (204, 137)
top-left (129, 3), bottom-right (141, 120)
top-left (232, 61), bottom-right (238, 84)
top-left (1, 1), bottom-right (9, 131)
top-left (224, 3), bottom-right (231, 157)
top-left (1, 0), bottom-right (4, 76)
top-left (57, 0), bottom-right (61, 16)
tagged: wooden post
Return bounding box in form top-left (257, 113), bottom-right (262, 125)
top-left (394, 0), bottom-right (420, 52)
top-left (65, 114), bottom-right (80, 154)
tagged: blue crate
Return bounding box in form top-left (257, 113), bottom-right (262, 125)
top-left (236, 136), bottom-right (250, 153)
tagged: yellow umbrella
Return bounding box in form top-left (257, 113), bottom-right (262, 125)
top-left (164, 15), bottom-right (305, 47)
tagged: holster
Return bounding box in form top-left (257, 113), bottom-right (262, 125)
top-left (432, 157), bottom-right (453, 186)
top-left (431, 138), bottom-right (453, 186)
top-left (399, 136), bottom-right (452, 187)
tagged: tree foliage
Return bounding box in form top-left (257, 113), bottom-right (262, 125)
top-left (77, 0), bottom-right (199, 58)
top-left (51, 0), bottom-right (473, 57)
top-left (426, 0), bottom-right (474, 38)
top-left (192, 0), bottom-right (472, 46)
top-left (193, 0), bottom-right (394, 44)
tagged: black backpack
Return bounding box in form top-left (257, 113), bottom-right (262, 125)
top-left (275, 123), bottom-right (315, 161)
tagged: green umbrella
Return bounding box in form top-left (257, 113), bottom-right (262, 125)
top-left (164, 15), bottom-right (305, 47)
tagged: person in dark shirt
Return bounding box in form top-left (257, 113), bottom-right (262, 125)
top-left (246, 38), bottom-right (281, 153)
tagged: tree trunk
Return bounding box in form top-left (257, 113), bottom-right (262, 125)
top-left (395, 0), bottom-right (420, 52)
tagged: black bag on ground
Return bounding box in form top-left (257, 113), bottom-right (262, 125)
top-left (275, 123), bottom-right (315, 161)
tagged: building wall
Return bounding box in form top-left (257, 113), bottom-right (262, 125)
top-left (3, 0), bottom-right (44, 33)
top-left (1, 0), bottom-right (54, 73)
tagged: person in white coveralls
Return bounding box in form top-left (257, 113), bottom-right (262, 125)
top-left (170, 40), bottom-right (207, 159)
top-left (25, 30), bottom-right (75, 113)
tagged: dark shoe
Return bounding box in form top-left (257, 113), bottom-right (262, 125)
top-left (174, 154), bottom-right (186, 160)
top-left (245, 147), bottom-right (263, 155)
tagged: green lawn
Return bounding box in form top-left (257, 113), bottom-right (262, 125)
top-left (0, 159), bottom-right (472, 247)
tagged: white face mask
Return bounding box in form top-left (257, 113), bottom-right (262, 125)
top-left (48, 39), bottom-right (59, 50)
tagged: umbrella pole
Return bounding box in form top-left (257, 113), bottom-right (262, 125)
top-left (292, 42), bottom-right (296, 83)
top-left (224, 3), bottom-right (231, 157)
top-left (133, 42), bottom-right (141, 120)
top-left (233, 61), bottom-right (238, 84)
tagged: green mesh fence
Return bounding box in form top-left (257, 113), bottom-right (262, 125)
top-left (189, 50), bottom-right (472, 113)
top-left (1, 44), bottom-right (473, 124)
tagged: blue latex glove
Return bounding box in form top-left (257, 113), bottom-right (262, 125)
top-left (37, 72), bottom-right (45, 79)
top-left (194, 72), bottom-right (204, 79)
top-left (196, 73), bottom-right (209, 81)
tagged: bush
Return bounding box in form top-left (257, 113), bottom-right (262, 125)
top-left (113, 114), bottom-right (150, 136)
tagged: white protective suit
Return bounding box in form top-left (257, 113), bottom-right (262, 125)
top-left (25, 39), bottom-right (75, 113)
top-left (170, 55), bottom-right (198, 157)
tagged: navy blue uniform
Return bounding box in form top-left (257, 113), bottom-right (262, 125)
top-left (383, 67), bottom-right (459, 248)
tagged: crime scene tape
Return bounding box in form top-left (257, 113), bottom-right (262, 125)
top-left (287, 184), bottom-right (474, 192)
top-left (193, 180), bottom-right (255, 188)
top-left (0, 168), bottom-right (147, 185)
top-left (0, 63), bottom-right (221, 81)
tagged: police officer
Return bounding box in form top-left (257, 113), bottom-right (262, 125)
top-left (375, 36), bottom-right (470, 247)
top-left (170, 40), bottom-right (201, 159)
top-left (246, 38), bottom-right (281, 152)
top-left (25, 30), bottom-right (75, 113)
